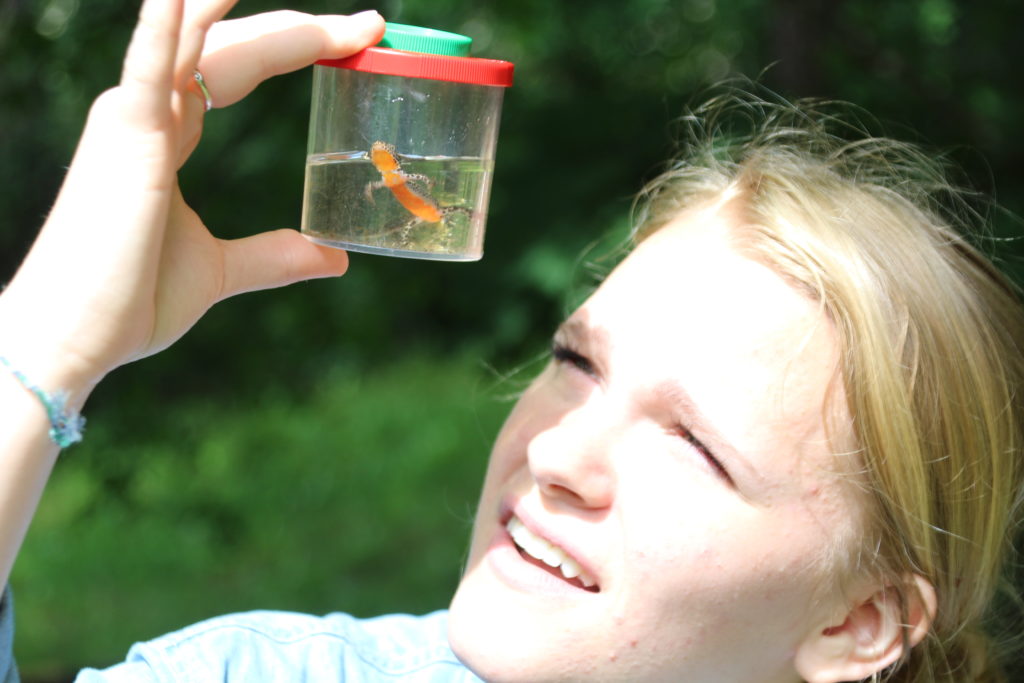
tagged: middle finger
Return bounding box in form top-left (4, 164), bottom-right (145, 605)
top-left (195, 10), bottom-right (384, 109)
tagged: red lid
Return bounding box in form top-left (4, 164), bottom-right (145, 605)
top-left (318, 47), bottom-right (514, 87)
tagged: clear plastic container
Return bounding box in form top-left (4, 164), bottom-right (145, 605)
top-left (301, 23), bottom-right (514, 261)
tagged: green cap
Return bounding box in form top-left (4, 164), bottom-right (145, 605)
top-left (379, 22), bottom-right (472, 57)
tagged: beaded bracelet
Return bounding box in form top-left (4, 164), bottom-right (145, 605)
top-left (0, 355), bottom-right (85, 448)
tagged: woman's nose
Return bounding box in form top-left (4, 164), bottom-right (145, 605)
top-left (526, 411), bottom-right (616, 509)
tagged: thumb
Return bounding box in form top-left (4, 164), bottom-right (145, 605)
top-left (218, 229), bottom-right (349, 299)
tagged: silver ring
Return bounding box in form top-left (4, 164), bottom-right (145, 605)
top-left (193, 70), bottom-right (213, 112)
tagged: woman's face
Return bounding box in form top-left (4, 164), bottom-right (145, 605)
top-left (448, 206), bottom-right (861, 683)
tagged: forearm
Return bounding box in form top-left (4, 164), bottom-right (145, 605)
top-left (0, 294), bottom-right (101, 586)
top-left (0, 368), bottom-right (63, 590)
top-left (0, 0), bottom-right (380, 609)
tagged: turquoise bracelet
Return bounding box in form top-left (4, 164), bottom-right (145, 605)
top-left (0, 355), bottom-right (85, 448)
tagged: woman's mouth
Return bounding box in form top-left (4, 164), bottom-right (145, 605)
top-left (506, 515), bottom-right (599, 592)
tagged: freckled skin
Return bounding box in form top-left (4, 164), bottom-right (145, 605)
top-left (448, 206), bottom-right (863, 682)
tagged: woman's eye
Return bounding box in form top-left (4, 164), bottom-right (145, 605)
top-left (676, 425), bottom-right (733, 485)
top-left (552, 343), bottom-right (596, 377)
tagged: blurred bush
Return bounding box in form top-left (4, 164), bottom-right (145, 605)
top-left (14, 351), bottom-right (512, 677)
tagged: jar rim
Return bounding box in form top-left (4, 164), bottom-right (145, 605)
top-left (317, 47), bottom-right (514, 87)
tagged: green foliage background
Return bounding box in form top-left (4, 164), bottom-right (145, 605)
top-left (1, 0), bottom-right (1023, 679)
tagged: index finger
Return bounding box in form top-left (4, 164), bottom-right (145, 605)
top-left (195, 10), bottom-right (385, 108)
top-left (119, 0), bottom-right (184, 129)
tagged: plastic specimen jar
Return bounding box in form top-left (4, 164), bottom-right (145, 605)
top-left (301, 23), bottom-right (515, 261)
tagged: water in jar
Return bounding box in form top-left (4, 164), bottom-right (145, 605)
top-left (302, 149), bottom-right (494, 261)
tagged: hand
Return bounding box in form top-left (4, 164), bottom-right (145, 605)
top-left (0, 0), bottom-right (384, 400)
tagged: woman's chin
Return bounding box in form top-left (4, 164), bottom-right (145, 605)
top-left (448, 556), bottom-right (610, 683)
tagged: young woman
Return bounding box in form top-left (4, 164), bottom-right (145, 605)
top-left (1, 0), bottom-right (1021, 681)
top-left (444, 103), bottom-right (1024, 681)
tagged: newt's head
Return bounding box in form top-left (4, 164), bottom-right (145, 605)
top-left (370, 140), bottom-right (400, 173)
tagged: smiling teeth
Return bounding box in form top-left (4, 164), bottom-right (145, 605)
top-left (506, 516), bottom-right (597, 588)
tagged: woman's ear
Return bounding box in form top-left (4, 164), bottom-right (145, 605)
top-left (794, 575), bottom-right (937, 683)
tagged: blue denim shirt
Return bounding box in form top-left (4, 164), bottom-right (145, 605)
top-left (78, 609), bottom-right (480, 682)
top-left (0, 589), bottom-right (481, 682)
top-left (0, 589), bottom-right (16, 683)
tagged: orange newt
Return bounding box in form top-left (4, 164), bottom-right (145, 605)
top-left (365, 141), bottom-right (444, 223)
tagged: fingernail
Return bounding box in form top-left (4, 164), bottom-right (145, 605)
top-left (350, 9), bottom-right (382, 22)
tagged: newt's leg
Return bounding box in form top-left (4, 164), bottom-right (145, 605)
top-left (398, 215), bottom-right (423, 246)
top-left (364, 180), bottom-right (386, 202)
top-left (401, 173), bottom-right (434, 189)
top-left (439, 206), bottom-right (474, 223)
top-left (425, 207), bottom-right (474, 248)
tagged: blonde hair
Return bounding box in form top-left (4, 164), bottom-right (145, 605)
top-left (633, 92), bottom-right (1024, 682)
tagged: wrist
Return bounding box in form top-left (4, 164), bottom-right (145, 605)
top-left (0, 356), bottom-right (87, 448)
top-left (0, 300), bottom-right (104, 414)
